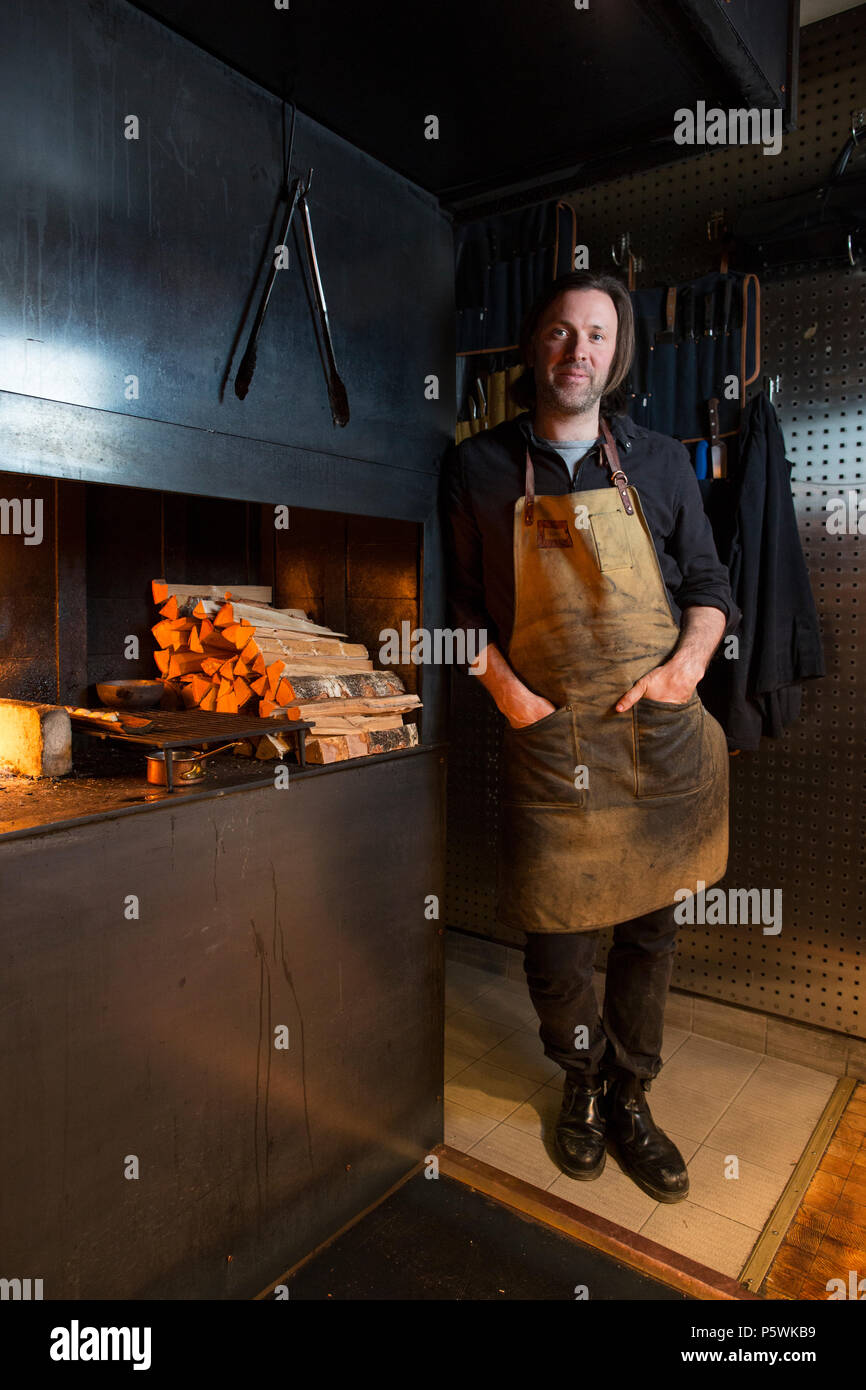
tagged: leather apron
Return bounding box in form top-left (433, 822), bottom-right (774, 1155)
top-left (496, 418), bottom-right (729, 934)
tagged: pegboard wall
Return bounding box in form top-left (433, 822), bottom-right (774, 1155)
top-left (444, 6), bottom-right (866, 1039)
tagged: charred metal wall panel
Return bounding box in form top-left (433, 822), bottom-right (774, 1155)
top-left (0, 0), bottom-right (454, 499)
top-left (445, 8), bottom-right (866, 1038)
top-left (0, 749), bottom-right (446, 1299)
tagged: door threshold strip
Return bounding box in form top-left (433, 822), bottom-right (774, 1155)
top-left (738, 1074), bottom-right (857, 1294)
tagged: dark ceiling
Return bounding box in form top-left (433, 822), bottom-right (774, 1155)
top-left (133, 0), bottom-right (796, 216)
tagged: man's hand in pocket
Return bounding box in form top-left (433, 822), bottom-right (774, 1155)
top-left (506, 691), bottom-right (558, 729)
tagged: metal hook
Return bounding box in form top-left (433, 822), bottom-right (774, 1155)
top-left (610, 232), bottom-right (629, 267)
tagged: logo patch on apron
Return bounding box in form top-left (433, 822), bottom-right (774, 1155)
top-left (536, 519), bottom-right (573, 548)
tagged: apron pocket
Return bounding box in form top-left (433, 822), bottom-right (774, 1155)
top-left (501, 704), bottom-right (585, 807)
top-left (634, 694), bottom-right (714, 798)
top-left (589, 512), bottom-right (633, 571)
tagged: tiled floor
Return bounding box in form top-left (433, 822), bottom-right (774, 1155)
top-left (445, 959), bottom-right (838, 1279)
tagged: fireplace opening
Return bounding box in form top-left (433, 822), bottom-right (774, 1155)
top-left (0, 470), bottom-right (424, 811)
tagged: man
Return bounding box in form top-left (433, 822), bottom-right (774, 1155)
top-left (442, 270), bottom-right (740, 1204)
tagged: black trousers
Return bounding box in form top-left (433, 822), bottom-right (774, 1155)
top-left (522, 901), bottom-right (679, 1088)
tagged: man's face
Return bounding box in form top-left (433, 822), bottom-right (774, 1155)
top-left (528, 288), bottom-right (618, 417)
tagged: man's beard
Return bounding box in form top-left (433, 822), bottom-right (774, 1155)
top-left (537, 370), bottom-right (606, 418)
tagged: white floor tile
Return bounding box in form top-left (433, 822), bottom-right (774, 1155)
top-left (680, 1143), bottom-right (786, 1229)
top-left (445, 1059), bottom-right (542, 1122)
top-left (444, 1010), bottom-right (516, 1060)
top-left (640, 1202), bottom-right (759, 1278)
top-left (468, 1124), bottom-right (562, 1189)
top-left (445, 1100), bottom-right (500, 1150)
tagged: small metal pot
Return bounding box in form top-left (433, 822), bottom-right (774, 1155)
top-left (146, 742), bottom-right (242, 787)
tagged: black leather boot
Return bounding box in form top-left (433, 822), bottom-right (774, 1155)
top-left (602, 1072), bottom-right (689, 1203)
top-left (553, 1071), bottom-right (606, 1180)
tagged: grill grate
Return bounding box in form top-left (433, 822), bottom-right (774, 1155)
top-left (72, 710), bottom-right (313, 788)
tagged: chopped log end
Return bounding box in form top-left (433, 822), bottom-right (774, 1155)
top-left (189, 675), bottom-right (211, 703)
top-left (265, 661), bottom-right (284, 697)
top-left (166, 651), bottom-right (207, 679)
top-left (304, 724), bottom-right (419, 763)
top-left (233, 677), bottom-right (253, 707)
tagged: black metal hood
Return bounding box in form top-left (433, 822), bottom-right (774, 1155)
top-left (133, 0), bottom-right (798, 216)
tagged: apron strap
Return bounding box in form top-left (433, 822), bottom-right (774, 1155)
top-left (523, 416), bottom-right (634, 525)
top-left (599, 417), bottom-right (635, 516)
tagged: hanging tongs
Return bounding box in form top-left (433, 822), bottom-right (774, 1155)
top-left (297, 171), bottom-right (350, 428)
top-left (234, 170), bottom-right (308, 401)
top-left (234, 101), bottom-right (349, 426)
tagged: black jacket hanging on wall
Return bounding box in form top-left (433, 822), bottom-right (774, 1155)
top-left (698, 391), bottom-right (825, 750)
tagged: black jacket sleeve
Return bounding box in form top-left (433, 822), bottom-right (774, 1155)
top-left (439, 442), bottom-right (497, 670)
top-left (667, 442), bottom-right (742, 638)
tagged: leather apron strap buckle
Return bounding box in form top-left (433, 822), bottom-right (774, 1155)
top-left (523, 419), bottom-right (633, 521)
top-left (609, 469), bottom-right (633, 514)
top-left (599, 418), bottom-right (634, 515)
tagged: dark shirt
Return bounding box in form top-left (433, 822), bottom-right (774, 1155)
top-left (440, 410), bottom-right (742, 664)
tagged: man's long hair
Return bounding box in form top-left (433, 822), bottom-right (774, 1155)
top-left (509, 270), bottom-right (635, 416)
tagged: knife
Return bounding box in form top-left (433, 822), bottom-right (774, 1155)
top-left (704, 292), bottom-right (716, 337)
top-left (656, 287), bottom-right (678, 343)
top-left (680, 286), bottom-right (695, 342)
top-left (707, 398), bottom-right (727, 479)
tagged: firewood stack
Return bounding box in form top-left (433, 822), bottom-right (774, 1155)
top-left (150, 581), bottom-right (420, 764)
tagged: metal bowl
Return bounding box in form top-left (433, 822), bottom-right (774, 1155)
top-left (97, 679), bottom-right (165, 710)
